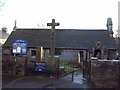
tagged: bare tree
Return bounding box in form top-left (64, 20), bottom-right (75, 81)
top-left (0, 0), bottom-right (6, 7)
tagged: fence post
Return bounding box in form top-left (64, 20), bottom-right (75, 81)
top-left (57, 58), bottom-right (60, 79)
top-left (72, 71), bottom-right (74, 82)
top-left (24, 56), bottom-right (27, 76)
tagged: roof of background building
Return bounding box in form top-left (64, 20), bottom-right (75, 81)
top-left (3, 28), bottom-right (117, 49)
top-left (0, 30), bottom-right (9, 39)
top-left (0, 30), bottom-right (9, 45)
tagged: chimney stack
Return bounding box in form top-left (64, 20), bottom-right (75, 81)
top-left (2, 27), bottom-right (7, 33)
top-left (106, 18), bottom-right (113, 37)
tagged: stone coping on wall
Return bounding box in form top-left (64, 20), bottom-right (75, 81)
top-left (92, 59), bottom-right (120, 62)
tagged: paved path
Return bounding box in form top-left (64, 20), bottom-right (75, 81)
top-left (44, 70), bottom-right (96, 88)
top-left (2, 70), bottom-right (97, 89)
top-left (3, 76), bottom-right (55, 88)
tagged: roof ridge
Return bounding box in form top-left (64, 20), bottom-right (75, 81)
top-left (16, 28), bottom-right (107, 31)
top-left (56, 29), bottom-right (107, 31)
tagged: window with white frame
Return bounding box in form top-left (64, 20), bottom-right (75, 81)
top-left (30, 49), bottom-right (37, 58)
top-left (55, 49), bottom-right (61, 55)
top-left (79, 50), bottom-right (86, 61)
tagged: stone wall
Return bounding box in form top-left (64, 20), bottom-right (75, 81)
top-left (91, 60), bottom-right (120, 88)
top-left (44, 49), bottom-right (87, 61)
top-left (60, 50), bottom-right (78, 61)
top-left (2, 56), bottom-right (26, 77)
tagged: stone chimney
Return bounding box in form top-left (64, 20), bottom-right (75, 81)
top-left (106, 18), bottom-right (113, 37)
top-left (2, 27), bottom-right (7, 33)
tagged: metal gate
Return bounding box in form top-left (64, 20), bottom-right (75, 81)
top-left (83, 59), bottom-right (91, 80)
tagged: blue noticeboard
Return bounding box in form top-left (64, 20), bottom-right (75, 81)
top-left (35, 62), bottom-right (46, 72)
top-left (12, 40), bottom-right (28, 55)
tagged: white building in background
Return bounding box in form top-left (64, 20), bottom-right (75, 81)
top-left (0, 27), bottom-right (9, 45)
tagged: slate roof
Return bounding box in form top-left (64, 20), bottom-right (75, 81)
top-left (3, 28), bottom-right (117, 50)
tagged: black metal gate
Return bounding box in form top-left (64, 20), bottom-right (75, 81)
top-left (83, 59), bottom-right (91, 80)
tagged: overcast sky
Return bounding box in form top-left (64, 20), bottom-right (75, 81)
top-left (0, 0), bottom-right (119, 35)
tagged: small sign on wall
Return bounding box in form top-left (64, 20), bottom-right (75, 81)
top-left (12, 40), bottom-right (28, 55)
top-left (35, 62), bottom-right (46, 72)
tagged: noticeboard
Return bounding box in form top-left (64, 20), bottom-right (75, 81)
top-left (35, 62), bottom-right (46, 72)
top-left (12, 40), bottom-right (28, 55)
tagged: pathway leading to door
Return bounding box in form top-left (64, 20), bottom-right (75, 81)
top-left (2, 69), bottom-right (97, 89)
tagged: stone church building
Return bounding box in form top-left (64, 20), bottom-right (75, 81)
top-left (3, 18), bottom-right (117, 62)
